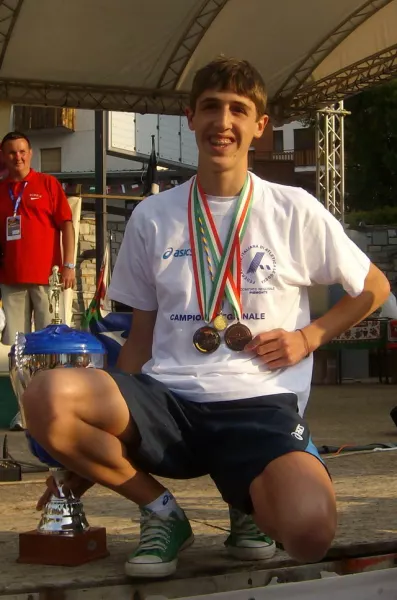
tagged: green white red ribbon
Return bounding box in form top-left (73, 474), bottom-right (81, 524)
top-left (188, 174), bottom-right (254, 323)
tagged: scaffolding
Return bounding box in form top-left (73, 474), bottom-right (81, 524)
top-left (315, 102), bottom-right (350, 221)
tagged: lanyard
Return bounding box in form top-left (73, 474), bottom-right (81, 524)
top-left (188, 174), bottom-right (254, 323)
top-left (8, 181), bottom-right (28, 216)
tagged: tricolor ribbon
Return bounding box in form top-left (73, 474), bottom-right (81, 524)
top-left (188, 174), bottom-right (254, 323)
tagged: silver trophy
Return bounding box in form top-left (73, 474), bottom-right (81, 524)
top-left (9, 266), bottom-right (108, 565)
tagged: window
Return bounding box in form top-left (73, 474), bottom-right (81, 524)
top-left (293, 128), bottom-right (315, 151)
top-left (273, 130), bottom-right (284, 152)
top-left (40, 147), bottom-right (61, 173)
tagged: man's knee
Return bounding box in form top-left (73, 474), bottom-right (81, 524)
top-left (251, 455), bottom-right (337, 563)
top-left (280, 506), bottom-right (336, 563)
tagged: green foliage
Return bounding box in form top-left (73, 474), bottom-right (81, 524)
top-left (345, 80), bottom-right (397, 211)
top-left (345, 206), bottom-right (397, 227)
top-left (298, 113), bottom-right (316, 129)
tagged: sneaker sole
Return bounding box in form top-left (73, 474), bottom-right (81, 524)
top-left (226, 541), bottom-right (276, 561)
top-left (125, 534), bottom-right (195, 578)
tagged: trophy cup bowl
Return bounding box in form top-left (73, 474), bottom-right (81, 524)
top-left (8, 267), bottom-right (109, 566)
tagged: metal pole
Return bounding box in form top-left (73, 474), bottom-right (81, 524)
top-left (94, 111), bottom-right (107, 283)
top-left (330, 113), bottom-right (336, 214)
top-left (339, 101), bottom-right (346, 224)
top-left (315, 112), bottom-right (321, 201)
top-left (315, 103), bottom-right (349, 219)
top-left (324, 113), bottom-right (330, 212)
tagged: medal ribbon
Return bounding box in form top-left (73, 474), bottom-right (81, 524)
top-left (188, 174), bottom-right (254, 323)
top-left (197, 176), bottom-right (253, 318)
top-left (188, 180), bottom-right (207, 320)
top-left (194, 197), bottom-right (239, 319)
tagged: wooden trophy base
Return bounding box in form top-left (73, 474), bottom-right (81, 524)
top-left (18, 527), bottom-right (109, 566)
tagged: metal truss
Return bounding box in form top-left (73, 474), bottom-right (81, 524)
top-left (0, 78), bottom-right (190, 115)
top-left (0, 0), bottom-right (24, 68)
top-left (274, 0), bottom-right (393, 102)
top-left (157, 0), bottom-right (230, 89)
top-left (0, 32), bottom-right (395, 120)
top-left (316, 102), bottom-right (349, 221)
top-left (288, 45), bottom-right (397, 118)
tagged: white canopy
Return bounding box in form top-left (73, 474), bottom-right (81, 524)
top-left (1, 0), bottom-right (396, 119)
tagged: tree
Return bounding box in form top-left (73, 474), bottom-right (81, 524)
top-left (344, 80), bottom-right (397, 211)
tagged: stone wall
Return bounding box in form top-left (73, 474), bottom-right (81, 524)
top-left (359, 226), bottom-right (397, 288)
top-left (72, 216), bottom-right (126, 328)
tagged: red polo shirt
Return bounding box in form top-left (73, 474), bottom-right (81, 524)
top-left (0, 169), bottom-right (72, 285)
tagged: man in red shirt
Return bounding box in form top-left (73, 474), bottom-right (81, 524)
top-left (0, 132), bottom-right (75, 428)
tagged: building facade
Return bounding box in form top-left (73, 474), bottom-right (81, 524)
top-left (251, 120), bottom-right (316, 194)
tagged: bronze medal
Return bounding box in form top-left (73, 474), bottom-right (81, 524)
top-left (193, 326), bottom-right (221, 354)
top-left (224, 323), bottom-right (252, 352)
top-left (213, 314), bottom-right (228, 331)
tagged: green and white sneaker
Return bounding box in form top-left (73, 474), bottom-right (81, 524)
top-left (125, 508), bottom-right (194, 578)
top-left (225, 508), bottom-right (276, 561)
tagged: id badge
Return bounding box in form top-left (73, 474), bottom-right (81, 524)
top-left (6, 215), bottom-right (21, 240)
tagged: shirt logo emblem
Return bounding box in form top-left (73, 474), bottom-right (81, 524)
top-left (291, 424), bottom-right (305, 440)
top-left (162, 247), bottom-right (192, 259)
top-left (241, 244), bottom-right (277, 294)
top-left (247, 252), bottom-right (274, 275)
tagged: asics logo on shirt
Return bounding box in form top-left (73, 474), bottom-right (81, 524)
top-left (163, 247), bottom-right (192, 259)
top-left (291, 424), bottom-right (305, 441)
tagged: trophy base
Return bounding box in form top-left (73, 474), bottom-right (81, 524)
top-left (18, 527), bottom-right (109, 566)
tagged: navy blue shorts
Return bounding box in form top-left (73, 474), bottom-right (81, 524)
top-left (109, 371), bottom-right (325, 514)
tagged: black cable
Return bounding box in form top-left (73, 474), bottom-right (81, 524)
top-left (5, 450), bottom-right (48, 472)
top-left (318, 442), bottom-right (397, 455)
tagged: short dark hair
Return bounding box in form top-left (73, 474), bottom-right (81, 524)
top-left (1, 131), bottom-right (31, 149)
top-left (190, 57), bottom-right (267, 118)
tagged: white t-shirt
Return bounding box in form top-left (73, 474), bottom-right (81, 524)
top-left (108, 174), bottom-right (370, 414)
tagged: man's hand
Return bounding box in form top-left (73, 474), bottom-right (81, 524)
top-left (37, 472), bottom-right (94, 511)
top-left (245, 329), bottom-right (309, 369)
top-left (61, 266), bottom-right (76, 289)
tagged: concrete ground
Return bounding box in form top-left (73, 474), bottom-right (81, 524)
top-left (0, 384), bottom-right (397, 597)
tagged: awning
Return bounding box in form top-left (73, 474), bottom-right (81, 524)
top-left (1, 0), bottom-right (396, 119)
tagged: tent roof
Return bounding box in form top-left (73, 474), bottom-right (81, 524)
top-left (1, 0), bottom-right (397, 119)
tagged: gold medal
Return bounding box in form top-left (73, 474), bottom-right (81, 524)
top-left (213, 314), bottom-right (228, 331)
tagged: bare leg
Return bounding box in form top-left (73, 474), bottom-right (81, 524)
top-left (22, 368), bottom-right (165, 505)
top-left (250, 452), bottom-right (336, 563)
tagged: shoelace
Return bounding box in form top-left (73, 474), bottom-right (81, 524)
top-left (137, 510), bottom-right (175, 554)
top-left (231, 512), bottom-right (263, 539)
